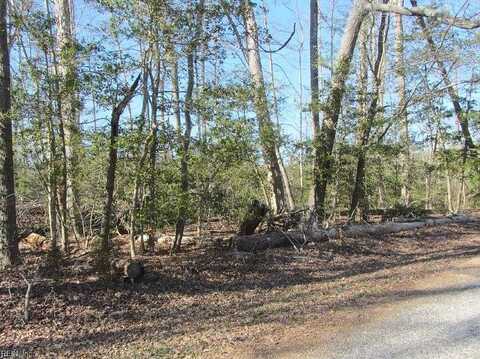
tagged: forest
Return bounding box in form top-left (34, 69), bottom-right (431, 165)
top-left (1, 0), bottom-right (480, 357)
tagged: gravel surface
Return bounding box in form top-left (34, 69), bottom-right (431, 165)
top-left (283, 257), bottom-right (480, 359)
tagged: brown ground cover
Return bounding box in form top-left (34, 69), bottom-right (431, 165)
top-left (1, 216), bottom-right (480, 358)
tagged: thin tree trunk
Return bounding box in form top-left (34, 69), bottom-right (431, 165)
top-left (0, 0), bottom-right (18, 269)
top-left (172, 59), bottom-right (181, 137)
top-left (128, 66), bottom-right (150, 259)
top-left (349, 19), bottom-right (369, 221)
top-left (172, 0), bottom-right (205, 254)
top-left (45, 0), bottom-right (68, 253)
top-left (98, 74), bottom-right (141, 272)
top-left (147, 45), bottom-right (162, 251)
top-left (129, 129), bottom-right (156, 259)
top-left (310, 0), bottom-right (322, 214)
top-left (41, 47), bottom-right (59, 256)
top-left (172, 52), bottom-right (194, 254)
top-left (54, 0), bottom-right (82, 240)
top-left (395, 0), bottom-right (411, 206)
top-left (409, 0), bottom-right (475, 150)
top-left (446, 170), bottom-right (453, 213)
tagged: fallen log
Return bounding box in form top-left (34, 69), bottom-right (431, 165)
top-left (234, 215), bottom-right (474, 252)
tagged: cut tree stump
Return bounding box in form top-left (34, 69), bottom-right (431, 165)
top-left (234, 215), bottom-right (474, 252)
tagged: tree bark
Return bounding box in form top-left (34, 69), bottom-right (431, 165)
top-left (54, 0), bottom-right (83, 242)
top-left (310, 0), bottom-right (323, 214)
top-left (41, 47), bottom-right (59, 255)
top-left (147, 45), bottom-right (162, 251)
top-left (242, 0), bottom-right (289, 214)
top-left (172, 0), bottom-right (205, 254)
top-left (98, 74), bottom-right (141, 270)
top-left (350, 5), bottom-right (389, 221)
top-left (0, 0), bottom-right (18, 269)
top-left (262, 5), bottom-right (295, 211)
top-left (409, 0), bottom-right (475, 150)
top-left (235, 215), bottom-right (473, 252)
top-left (311, 0), bottom-right (479, 220)
top-left (313, 0), bottom-right (368, 219)
top-left (349, 18), bottom-right (369, 221)
top-left (395, 0), bottom-right (411, 206)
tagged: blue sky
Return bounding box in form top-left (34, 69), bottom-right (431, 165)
top-left (62, 0), bottom-right (480, 146)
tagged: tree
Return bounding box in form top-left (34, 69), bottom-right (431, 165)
top-left (350, 5), bottom-right (389, 220)
top-left (240, 0), bottom-right (292, 214)
top-left (54, 0), bottom-right (83, 246)
top-left (0, 0), bottom-right (18, 269)
top-left (410, 0), bottom-right (475, 151)
top-left (97, 73), bottom-right (141, 273)
top-left (312, 0), bottom-right (480, 219)
top-left (310, 0), bottom-right (322, 212)
top-left (395, 0), bottom-right (411, 206)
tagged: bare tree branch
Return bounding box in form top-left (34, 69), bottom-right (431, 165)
top-left (370, 3), bottom-right (480, 29)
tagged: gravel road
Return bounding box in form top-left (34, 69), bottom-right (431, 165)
top-left (278, 257), bottom-right (480, 359)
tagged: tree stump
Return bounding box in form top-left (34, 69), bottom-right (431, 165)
top-left (124, 260), bottom-right (145, 284)
top-left (238, 200), bottom-right (268, 235)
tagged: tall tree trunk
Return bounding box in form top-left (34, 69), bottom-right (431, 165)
top-left (349, 19), bottom-right (369, 221)
top-left (45, 0), bottom-right (68, 253)
top-left (409, 0), bottom-right (475, 150)
top-left (350, 6), bottom-right (389, 221)
top-left (147, 45), bottom-right (162, 251)
top-left (128, 66), bottom-right (149, 259)
top-left (172, 58), bottom-right (181, 137)
top-left (172, 0), bottom-right (205, 253)
top-left (172, 52), bottom-right (194, 254)
top-left (310, 0), bottom-right (322, 213)
top-left (0, 0), bottom-right (18, 269)
top-left (262, 5), bottom-right (295, 211)
top-left (55, 0), bottom-right (83, 242)
top-left (129, 129), bottom-right (156, 259)
top-left (97, 74), bottom-right (141, 273)
top-left (41, 46), bottom-right (59, 257)
top-left (313, 0), bottom-right (368, 219)
top-left (395, 0), bottom-right (411, 206)
top-left (242, 0), bottom-right (288, 214)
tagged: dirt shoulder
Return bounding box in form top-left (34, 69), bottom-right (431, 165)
top-left (1, 219), bottom-right (480, 358)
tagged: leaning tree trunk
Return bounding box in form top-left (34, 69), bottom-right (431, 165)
top-left (409, 0), bottom-right (475, 150)
top-left (54, 0), bottom-right (83, 243)
top-left (349, 18), bottom-right (369, 221)
top-left (350, 7), bottom-right (389, 221)
top-left (97, 74), bottom-right (141, 273)
top-left (262, 6), bottom-right (295, 211)
top-left (0, 0), bottom-right (18, 269)
top-left (242, 0), bottom-right (289, 214)
top-left (313, 0), bottom-right (368, 219)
